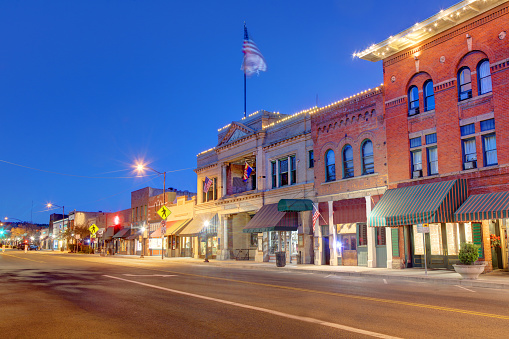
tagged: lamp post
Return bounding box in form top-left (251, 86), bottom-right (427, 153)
top-left (135, 162), bottom-right (167, 260)
top-left (203, 220), bottom-right (210, 263)
top-left (46, 203), bottom-right (69, 251)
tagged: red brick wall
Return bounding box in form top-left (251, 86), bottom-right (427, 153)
top-left (311, 89), bottom-right (388, 196)
top-left (383, 3), bottom-right (509, 194)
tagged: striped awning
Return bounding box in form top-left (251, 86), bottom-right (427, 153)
top-left (455, 191), bottom-right (509, 221)
top-left (368, 179), bottom-right (467, 227)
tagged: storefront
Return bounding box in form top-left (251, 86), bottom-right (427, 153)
top-left (113, 228), bottom-right (132, 254)
top-left (179, 214), bottom-right (218, 259)
top-left (454, 191), bottom-right (509, 271)
top-left (243, 199), bottom-right (313, 265)
top-left (368, 179), bottom-right (468, 269)
top-left (164, 219), bottom-right (192, 257)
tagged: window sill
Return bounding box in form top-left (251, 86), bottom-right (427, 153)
top-left (408, 109), bottom-right (435, 120)
top-left (321, 172), bottom-right (379, 185)
top-left (457, 92), bottom-right (492, 106)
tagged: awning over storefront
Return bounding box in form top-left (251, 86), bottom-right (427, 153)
top-left (113, 228), bottom-right (131, 238)
top-left (165, 219), bottom-right (192, 236)
top-left (333, 198), bottom-right (366, 224)
top-left (102, 226), bottom-right (116, 240)
top-left (179, 214), bottom-right (218, 236)
top-left (150, 227), bottom-right (163, 238)
top-left (243, 203), bottom-right (298, 233)
top-left (368, 179), bottom-right (467, 227)
top-left (455, 191), bottom-right (509, 222)
top-left (126, 232), bottom-right (141, 240)
top-left (278, 199), bottom-right (313, 212)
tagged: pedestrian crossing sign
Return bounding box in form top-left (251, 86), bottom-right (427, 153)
top-left (90, 233), bottom-right (96, 239)
top-left (89, 224), bottom-right (99, 234)
top-left (157, 206), bottom-right (171, 220)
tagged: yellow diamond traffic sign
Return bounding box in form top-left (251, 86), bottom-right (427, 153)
top-left (90, 233), bottom-right (97, 239)
top-left (157, 206), bottom-right (171, 220)
top-left (89, 224), bottom-right (99, 234)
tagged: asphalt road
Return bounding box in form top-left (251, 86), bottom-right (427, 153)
top-left (1, 250), bottom-right (509, 339)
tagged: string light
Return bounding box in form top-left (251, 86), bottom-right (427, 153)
top-left (196, 147), bottom-right (215, 156)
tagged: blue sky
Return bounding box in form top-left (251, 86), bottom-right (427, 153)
top-left (0, 0), bottom-right (453, 223)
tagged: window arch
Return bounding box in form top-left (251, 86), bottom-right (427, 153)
top-left (408, 86), bottom-right (419, 116)
top-left (325, 149), bottom-right (335, 182)
top-left (477, 59), bottom-right (492, 95)
top-left (458, 67), bottom-right (472, 101)
top-left (361, 140), bottom-right (374, 175)
top-left (342, 145), bottom-right (354, 178)
top-left (424, 80), bottom-right (435, 111)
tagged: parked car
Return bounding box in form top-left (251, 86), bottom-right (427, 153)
top-left (29, 244), bottom-right (39, 251)
top-left (17, 243), bottom-right (28, 250)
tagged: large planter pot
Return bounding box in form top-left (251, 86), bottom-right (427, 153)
top-left (453, 263), bottom-right (486, 280)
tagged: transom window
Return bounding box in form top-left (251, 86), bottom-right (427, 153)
top-left (480, 118), bottom-right (495, 132)
top-left (325, 149), bottom-right (336, 182)
top-left (460, 123), bottom-right (475, 136)
top-left (424, 80), bottom-right (435, 111)
top-left (361, 140), bottom-right (374, 175)
top-left (410, 137), bottom-right (421, 148)
top-left (343, 145), bottom-right (354, 178)
top-left (458, 67), bottom-right (472, 101)
top-left (477, 60), bottom-right (492, 95)
top-left (425, 133), bottom-right (437, 145)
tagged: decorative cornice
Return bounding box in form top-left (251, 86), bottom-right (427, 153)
top-left (194, 163), bottom-right (218, 174)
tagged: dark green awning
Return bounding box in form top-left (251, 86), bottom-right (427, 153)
top-left (368, 179), bottom-right (468, 227)
top-left (455, 191), bottom-right (509, 221)
top-left (277, 199), bottom-right (313, 212)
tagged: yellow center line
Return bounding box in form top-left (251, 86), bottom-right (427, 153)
top-left (43, 255), bottom-right (509, 320)
top-left (1, 253), bottom-right (46, 263)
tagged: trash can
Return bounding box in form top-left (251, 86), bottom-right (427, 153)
top-left (276, 251), bottom-right (286, 267)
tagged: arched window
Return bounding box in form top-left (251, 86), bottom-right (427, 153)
top-left (343, 145), bottom-right (354, 178)
top-left (325, 149), bottom-right (335, 182)
top-left (458, 67), bottom-right (472, 101)
top-left (408, 86), bottom-right (419, 116)
top-left (477, 59), bottom-right (492, 95)
top-left (424, 80), bottom-right (435, 111)
top-left (361, 140), bottom-right (374, 175)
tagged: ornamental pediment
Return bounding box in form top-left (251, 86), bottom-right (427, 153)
top-left (218, 122), bottom-right (254, 146)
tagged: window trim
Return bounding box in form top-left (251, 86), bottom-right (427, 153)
top-left (458, 67), bottom-right (472, 101)
top-left (427, 146), bottom-right (438, 176)
top-left (361, 139), bottom-right (374, 175)
top-left (482, 133), bottom-right (497, 167)
top-left (325, 149), bottom-right (336, 182)
top-left (408, 85), bottom-right (420, 116)
top-left (477, 59), bottom-right (492, 95)
top-left (423, 80), bottom-right (435, 112)
top-left (308, 150), bottom-right (314, 168)
top-left (462, 137), bottom-right (477, 168)
top-left (342, 144), bottom-right (354, 179)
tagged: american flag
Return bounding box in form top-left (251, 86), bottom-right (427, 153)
top-left (312, 203), bottom-right (320, 232)
top-left (241, 23), bottom-right (267, 76)
top-left (203, 177), bottom-right (213, 193)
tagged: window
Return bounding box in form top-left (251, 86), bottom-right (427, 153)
top-left (477, 59), bottom-right (492, 95)
top-left (203, 178), bottom-right (217, 202)
top-left (483, 134), bottom-right (497, 166)
top-left (325, 149), bottom-right (335, 182)
top-left (342, 145), bottom-right (354, 178)
top-left (376, 227), bottom-right (386, 246)
top-left (290, 156), bottom-right (296, 184)
top-left (480, 118), bottom-right (495, 132)
top-left (462, 138), bottom-right (477, 168)
top-left (308, 150), bottom-right (314, 168)
top-left (361, 140), bottom-right (374, 175)
top-left (410, 137), bottom-right (421, 148)
top-left (411, 150), bottom-right (422, 175)
top-left (271, 161), bottom-right (277, 188)
top-left (460, 123), bottom-right (475, 136)
top-left (279, 158), bottom-right (289, 186)
top-left (458, 67), bottom-right (472, 101)
top-left (358, 224), bottom-right (367, 246)
top-left (424, 80), bottom-right (435, 111)
top-left (408, 86), bottom-right (419, 115)
top-left (427, 147), bottom-right (438, 175)
top-left (425, 133), bottom-right (437, 145)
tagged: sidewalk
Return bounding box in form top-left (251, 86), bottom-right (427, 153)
top-left (85, 252), bottom-right (509, 290)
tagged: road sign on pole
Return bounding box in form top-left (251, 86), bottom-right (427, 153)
top-left (157, 206), bottom-right (171, 220)
top-left (89, 224), bottom-right (99, 234)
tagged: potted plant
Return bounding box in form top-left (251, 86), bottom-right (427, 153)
top-left (453, 242), bottom-right (486, 279)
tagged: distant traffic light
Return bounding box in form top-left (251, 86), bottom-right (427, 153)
top-left (114, 216), bottom-right (120, 225)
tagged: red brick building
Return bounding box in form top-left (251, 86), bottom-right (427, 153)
top-left (311, 87), bottom-right (388, 267)
top-left (359, 0), bottom-right (509, 271)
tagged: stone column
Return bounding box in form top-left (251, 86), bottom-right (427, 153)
top-left (386, 227), bottom-right (393, 268)
top-left (328, 200), bottom-right (336, 266)
top-left (366, 196), bottom-right (377, 268)
top-left (314, 211), bottom-right (322, 265)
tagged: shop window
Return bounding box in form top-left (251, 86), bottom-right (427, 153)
top-left (250, 233), bottom-right (258, 247)
top-left (427, 147), bottom-right (438, 176)
top-left (413, 225), bottom-right (424, 255)
top-left (358, 224), bottom-right (367, 246)
top-left (480, 118), bottom-right (495, 132)
top-left (446, 223), bottom-right (460, 256)
top-left (325, 149), bottom-right (336, 182)
top-left (408, 86), bottom-right (419, 116)
top-left (271, 161), bottom-right (277, 188)
top-left (411, 150), bottom-right (422, 178)
top-left (376, 227), bottom-right (386, 246)
top-left (425, 133), bottom-right (437, 145)
top-left (424, 80), bottom-right (435, 111)
top-left (429, 223), bottom-right (443, 255)
top-left (308, 150), bottom-right (314, 168)
top-left (462, 138), bottom-right (477, 169)
top-left (361, 140), bottom-right (374, 175)
top-left (458, 67), bottom-right (472, 101)
top-left (342, 145), bottom-right (354, 178)
top-left (483, 134), bottom-right (497, 166)
top-left (477, 59), bottom-right (492, 95)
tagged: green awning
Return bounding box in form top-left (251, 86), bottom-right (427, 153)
top-left (455, 191), bottom-right (509, 221)
top-left (277, 199), bottom-right (313, 212)
top-left (243, 203), bottom-right (298, 233)
top-left (368, 179), bottom-right (468, 227)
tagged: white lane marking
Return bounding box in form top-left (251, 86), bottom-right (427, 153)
top-left (455, 285), bottom-right (475, 292)
top-left (325, 274), bottom-right (333, 278)
top-left (383, 279), bottom-right (388, 284)
top-left (104, 275), bottom-right (401, 339)
top-left (123, 274), bottom-right (176, 277)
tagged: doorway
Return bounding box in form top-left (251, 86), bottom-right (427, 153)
top-left (341, 234), bottom-right (357, 266)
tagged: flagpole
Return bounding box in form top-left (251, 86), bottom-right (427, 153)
top-left (243, 22), bottom-right (248, 118)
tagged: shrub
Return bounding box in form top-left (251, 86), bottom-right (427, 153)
top-left (458, 242), bottom-right (480, 265)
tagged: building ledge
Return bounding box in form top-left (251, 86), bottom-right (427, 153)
top-left (321, 172), bottom-right (380, 186)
